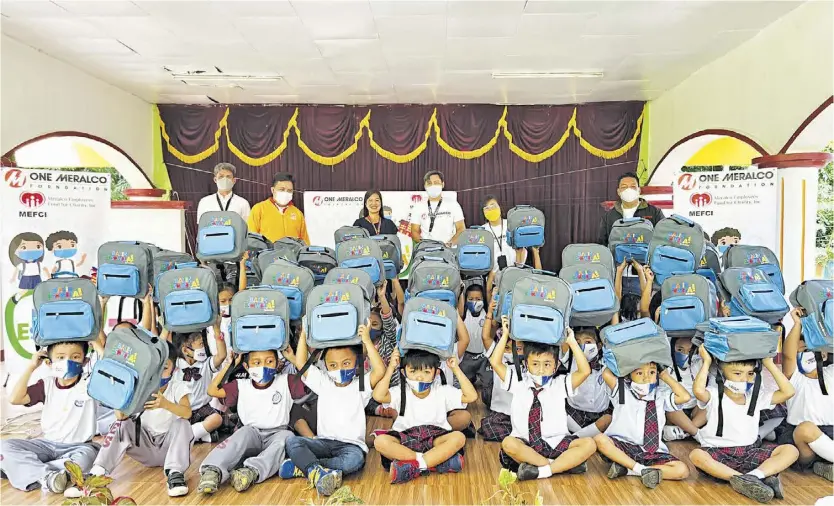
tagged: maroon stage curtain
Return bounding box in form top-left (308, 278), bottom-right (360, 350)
top-left (159, 102), bottom-right (644, 270)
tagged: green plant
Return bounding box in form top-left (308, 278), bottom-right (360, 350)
top-left (62, 461), bottom-right (136, 506)
top-left (47, 166), bottom-right (131, 201)
top-left (817, 142), bottom-right (834, 251)
top-left (482, 469), bottom-right (543, 505)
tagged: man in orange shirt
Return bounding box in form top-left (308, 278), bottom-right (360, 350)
top-left (247, 172), bottom-right (310, 244)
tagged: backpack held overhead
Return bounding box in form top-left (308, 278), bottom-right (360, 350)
top-left (407, 257), bottom-right (462, 307)
top-left (697, 242), bottom-right (722, 287)
top-left (151, 250), bottom-right (195, 303)
top-left (87, 326), bottom-right (169, 416)
top-left (336, 238), bottom-right (385, 286)
top-left (304, 283), bottom-right (371, 349)
top-left (701, 316), bottom-right (778, 362)
top-left (411, 242), bottom-right (457, 268)
top-left (659, 273), bottom-right (718, 338)
top-left (97, 241), bottom-right (156, 298)
top-left (608, 218), bottom-right (654, 264)
top-left (722, 245), bottom-right (785, 294)
top-left (399, 298), bottom-right (458, 360)
top-left (559, 244), bottom-right (619, 326)
top-left (508, 275), bottom-right (572, 346)
top-left (334, 226), bottom-right (369, 245)
top-left (371, 234), bottom-right (403, 280)
top-left (230, 287), bottom-right (290, 353)
top-left (647, 214), bottom-right (706, 285)
top-left (32, 274), bottom-right (102, 346)
top-left (453, 227), bottom-right (494, 277)
top-left (719, 267), bottom-right (789, 324)
top-left (260, 259), bottom-right (315, 321)
top-left (493, 265), bottom-right (534, 318)
top-left (157, 266), bottom-right (218, 333)
top-left (297, 246), bottom-right (337, 284)
top-left (602, 318), bottom-right (671, 377)
top-left (506, 205), bottom-right (545, 249)
top-left (324, 267), bottom-right (375, 300)
top-left (196, 211), bottom-right (248, 262)
top-left (790, 279), bottom-right (834, 353)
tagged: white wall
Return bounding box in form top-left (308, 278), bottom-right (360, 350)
top-left (649, 1), bottom-right (834, 168)
top-left (0, 35), bottom-right (153, 176)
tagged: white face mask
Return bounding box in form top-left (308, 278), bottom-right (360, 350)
top-left (724, 380), bottom-right (751, 395)
top-left (406, 378), bottom-right (432, 393)
top-left (798, 351), bottom-right (817, 374)
top-left (216, 178), bottom-right (234, 192)
top-left (630, 381), bottom-right (655, 398)
top-left (503, 353), bottom-right (514, 364)
top-left (619, 188), bottom-right (640, 203)
top-left (192, 348), bottom-right (208, 363)
top-left (425, 185), bottom-right (442, 198)
top-left (582, 343), bottom-right (598, 361)
top-left (219, 305), bottom-right (230, 317)
top-left (273, 190), bottom-right (293, 206)
top-left (527, 372), bottom-right (552, 387)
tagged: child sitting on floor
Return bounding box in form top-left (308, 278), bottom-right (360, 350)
top-left (280, 323), bottom-right (386, 495)
top-left (562, 327), bottom-right (612, 437)
top-left (491, 317), bottom-right (597, 481)
top-left (372, 349), bottom-right (478, 484)
top-left (663, 336), bottom-right (709, 442)
top-left (689, 346), bottom-right (798, 503)
top-left (479, 321), bottom-right (524, 442)
top-left (779, 308), bottom-right (833, 481)
top-left (594, 363), bottom-right (691, 489)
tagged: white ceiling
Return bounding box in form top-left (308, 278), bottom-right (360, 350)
top-left (0, 0), bottom-right (804, 105)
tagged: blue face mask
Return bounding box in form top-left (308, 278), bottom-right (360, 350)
top-left (51, 359), bottom-right (83, 379)
top-left (466, 301), bottom-right (484, 315)
top-left (328, 368), bottom-right (357, 384)
top-left (17, 249), bottom-right (43, 262)
top-left (53, 248), bottom-right (77, 259)
top-left (384, 214), bottom-right (392, 220)
top-left (674, 351), bottom-right (690, 369)
top-left (249, 366), bottom-right (277, 384)
top-left (406, 378), bottom-right (433, 393)
top-left (159, 376), bottom-right (172, 388)
top-left (717, 245), bottom-right (731, 254)
top-left (527, 373), bottom-right (552, 387)
top-left (370, 329), bottom-right (382, 342)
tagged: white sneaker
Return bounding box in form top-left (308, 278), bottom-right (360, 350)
top-left (662, 426), bottom-right (688, 442)
top-left (44, 471), bottom-right (68, 494)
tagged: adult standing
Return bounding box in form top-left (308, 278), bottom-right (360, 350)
top-left (248, 172), bottom-right (310, 244)
top-left (409, 170), bottom-right (465, 246)
top-left (353, 190), bottom-right (398, 237)
top-left (196, 163), bottom-right (251, 221)
top-left (597, 171), bottom-right (665, 245)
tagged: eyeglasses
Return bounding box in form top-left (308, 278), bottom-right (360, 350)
top-left (483, 203), bottom-right (499, 210)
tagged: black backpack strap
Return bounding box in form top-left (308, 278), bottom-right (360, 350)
top-left (618, 376), bottom-right (625, 405)
top-left (747, 361), bottom-right (763, 418)
top-left (358, 350), bottom-right (365, 392)
top-left (117, 297), bottom-right (125, 322)
top-left (297, 349), bottom-right (322, 379)
top-left (399, 368), bottom-right (407, 416)
top-left (716, 374), bottom-right (725, 438)
top-left (512, 340), bottom-right (523, 381)
top-left (816, 351), bottom-right (828, 396)
top-left (670, 337), bottom-right (682, 382)
top-left (132, 413), bottom-right (143, 448)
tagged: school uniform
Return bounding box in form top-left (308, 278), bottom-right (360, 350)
top-left (605, 383), bottom-right (680, 466)
top-left (697, 386), bottom-right (777, 473)
top-left (286, 367), bottom-right (373, 476)
top-left (1, 378), bottom-right (99, 491)
top-left (93, 382), bottom-right (193, 475)
top-left (409, 197), bottom-right (464, 244)
top-left (173, 358), bottom-right (220, 424)
top-left (662, 356), bottom-right (707, 415)
top-left (460, 310), bottom-right (489, 388)
top-left (200, 373), bottom-right (304, 484)
top-left (365, 310), bottom-right (400, 415)
top-left (379, 383), bottom-right (464, 470)
top-left (564, 353), bottom-right (612, 430)
top-left (478, 342), bottom-right (517, 442)
top-left (53, 258), bottom-right (78, 274)
top-left (498, 372), bottom-right (578, 472)
top-left (17, 260), bottom-right (42, 290)
top-left (777, 366), bottom-right (834, 445)
top-left (207, 318), bottom-right (233, 411)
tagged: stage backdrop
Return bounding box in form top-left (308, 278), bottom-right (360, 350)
top-left (159, 102), bottom-right (645, 269)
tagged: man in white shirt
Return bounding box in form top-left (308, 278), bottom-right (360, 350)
top-left (410, 170), bottom-right (465, 246)
top-left (196, 163), bottom-right (251, 221)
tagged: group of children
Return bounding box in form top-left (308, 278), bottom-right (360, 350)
top-left (2, 256), bottom-right (832, 504)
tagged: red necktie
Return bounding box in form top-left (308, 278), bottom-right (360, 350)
top-left (528, 388), bottom-right (543, 447)
top-left (643, 399), bottom-right (659, 453)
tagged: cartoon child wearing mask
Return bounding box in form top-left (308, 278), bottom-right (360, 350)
top-left (711, 227), bottom-right (742, 255)
top-left (46, 230), bottom-right (86, 276)
top-left (8, 232), bottom-right (46, 302)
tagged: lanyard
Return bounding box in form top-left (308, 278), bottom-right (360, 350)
top-left (216, 193), bottom-right (232, 212)
top-left (427, 199), bottom-right (443, 233)
top-left (488, 221), bottom-right (504, 249)
top-left (366, 216), bottom-right (382, 235)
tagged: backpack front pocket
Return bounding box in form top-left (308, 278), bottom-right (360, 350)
top-left (37, 301), bottom-right (94, 341)
top-left (88, 359), bottom-right (138, 410)
top-left (164, 290), bottom-right (213, 326)
top-left (511, 304), bottom-right (564, 344)
top-left (98, 264), bottom-right (140, 296)
top-left (198, 225), bottom-right (236, 256)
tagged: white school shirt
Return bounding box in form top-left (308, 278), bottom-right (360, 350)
top-left (661, 357), bottom-right (706, 411)
top-left (605, 383), bottom-right (678, 453)
top-left (302, 367), bottom-right (373, 452)
top-left (483, 220), bottom-right (527, 271)
top-left (485, 344), bottom-right (523, 415)
top-left (504, 372), bottom-right (575, 448)
top-left (463, 311), bottom-right (486, 355)
top-left (54, 258), bottom-right (77, 273)
top-left (231, 375), bottom-right (293, 430)
top-left (140, 381), bottom-right (191, 436)
top-left (172, 357), bottom-right (219, 410)
top-left (786, 365), bottom-right (834, 426)
top-left (21, 261), bottom-right (40, 276)
top-left (196, 192), bottom-right (251, 221)
top-left (566, 361), bottom-right (610, 414)
top-left (697, 386), bottom-right (775, 448)
top-left (27, 377), bottom-right (97, 443)
top-left (410, 197), bottom-right (464, 244)
top-left (389, 383), bottom-right (464, 432)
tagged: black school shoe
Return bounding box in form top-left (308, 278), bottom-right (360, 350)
top-left (167, 471), bottom-right (188, 497)
top-left (730, 474), bottom-right (775, 503)
top-left (762, 474), bottom-right (784, 499)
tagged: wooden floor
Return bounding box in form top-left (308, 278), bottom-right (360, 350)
top-left (2, 403), bottom-right (832, 506)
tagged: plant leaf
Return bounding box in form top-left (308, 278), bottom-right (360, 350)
top-left (64, 461), bottom-right (85, 488)
top-left (112, 497), bottom-right (138, 505)
top-left (534, 491), bottom-right (544, 506)
top-left (86, 475), bottom-right (113, 488)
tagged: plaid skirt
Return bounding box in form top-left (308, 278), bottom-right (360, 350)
top-left (565, 402), bottom-right (613, 429)
top-left (609, 437), bottom-right (678, 466)
top-left (705, 439), bottom-right (777, 474)
top-left (499, 435), bottom-right (577, 472)
top-left (759, 404), bottom-right (787, 423)
top-left (189, 403), bottom-right (219, 425)
top-left (478, 411), bottom-right (512, 442)
top-left (379, 425), bottom-right (452, 470)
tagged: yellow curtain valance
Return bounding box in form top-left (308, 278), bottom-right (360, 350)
top-left (160, 104), bottom-right (645, 167)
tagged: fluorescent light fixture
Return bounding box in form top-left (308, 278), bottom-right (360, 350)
top-left (492, 71), bottom-right (604, 79)
top-left (170, 73), bottom-right (283, 81)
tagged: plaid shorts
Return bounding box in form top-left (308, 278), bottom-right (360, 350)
top-left (759, 404), bottom-right (787, 423)
top-left (565, 402), bottom-right (613, 429)
top-left (499, 435), bottom-right (577, 472)
top-left (189, 403), bottom-right (219, 425)
top-left (609, 437), bottom-right (678, 466)
top-left (379, 425), bottom-right (452, 470)
top-left (478, 411), bottom-right (512, 442)
top-left (706, 440), bottom-right (777, 474)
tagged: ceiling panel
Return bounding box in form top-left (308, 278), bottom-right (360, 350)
top-left (0, 0), bottom-right (807, 104)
